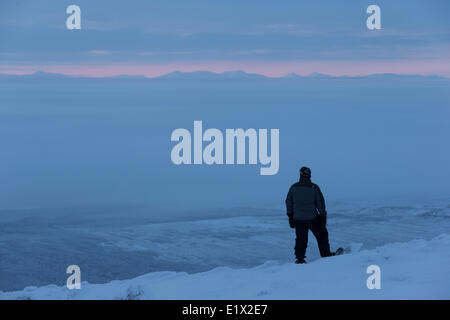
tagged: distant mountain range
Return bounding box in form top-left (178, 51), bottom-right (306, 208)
top-left (157, 70), bottom-right (268, 80)
top-left (0, 70), bottom-right (447, 81)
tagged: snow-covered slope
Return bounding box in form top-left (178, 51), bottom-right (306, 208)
top-left (1, 234), bottom-right (449, 300)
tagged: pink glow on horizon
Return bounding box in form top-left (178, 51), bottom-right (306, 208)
top-left (1, 60), bottom-right (450, 78)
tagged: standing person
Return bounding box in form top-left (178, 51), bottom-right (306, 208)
top-left (285, 166), bottom-right (343, 264)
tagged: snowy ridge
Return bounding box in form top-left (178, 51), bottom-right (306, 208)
top-left (2, 202), bottom-right (450, 292)
top-left (335, 205), bottom-right (450, 218)
top-left (1, 234), bottom-right (449, 300)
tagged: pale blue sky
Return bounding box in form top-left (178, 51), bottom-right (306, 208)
top-left (1, 0), bottom-right (449, 76)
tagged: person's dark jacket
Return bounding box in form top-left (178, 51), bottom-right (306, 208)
top-left (286, 178), bottom-right (327, 221)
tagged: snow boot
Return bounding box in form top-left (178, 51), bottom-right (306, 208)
top-left (295, 259), bottom-right (307, 264)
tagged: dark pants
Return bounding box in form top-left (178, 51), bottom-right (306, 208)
top-left (294, 217), bottom-right (331, 260)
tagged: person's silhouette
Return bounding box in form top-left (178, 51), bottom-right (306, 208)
top-left (285, 167), bottom-right (341, 264)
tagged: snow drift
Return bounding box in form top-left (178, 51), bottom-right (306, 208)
top-left (1, 234), bottom-right (449, 300)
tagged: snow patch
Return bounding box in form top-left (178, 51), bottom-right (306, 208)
top-left (1, 235), bottom-right (449, 300)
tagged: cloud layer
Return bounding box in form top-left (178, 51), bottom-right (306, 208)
top-left (1, 0), bottom-right (449, 76)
